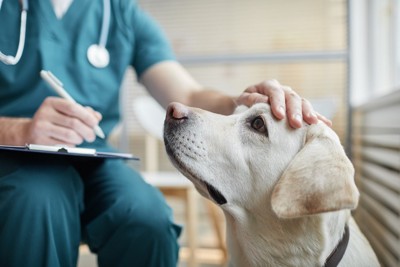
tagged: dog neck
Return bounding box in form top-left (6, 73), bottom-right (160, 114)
top-left (224, 207), bottom-right (350, 267)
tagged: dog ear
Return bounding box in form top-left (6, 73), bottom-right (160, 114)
top-left (271, 123), bottom-right (359, 219)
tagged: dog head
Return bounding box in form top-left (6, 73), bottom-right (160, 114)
top-left (163, 102), bottom-right (359, 218)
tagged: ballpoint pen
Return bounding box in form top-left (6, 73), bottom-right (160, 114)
top-left (40, 70), bottom-right (105, 139)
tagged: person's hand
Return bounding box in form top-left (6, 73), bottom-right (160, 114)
top-left (24, 97), bottom-right (102, 146)
top-left (236, 79), bottom-right (332, 128)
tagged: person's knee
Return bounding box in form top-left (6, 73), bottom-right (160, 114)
top-left (116, 185), bottom-right (179, 241)
top-left (84, 174), bottom-right (181, 266)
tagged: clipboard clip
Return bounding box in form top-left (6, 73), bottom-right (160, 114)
top-left (57, 147), bottom-right (69, 153)
top-left (26, 144), bottom-right (97, 155)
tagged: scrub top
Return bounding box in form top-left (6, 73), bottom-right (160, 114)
top-left (0, 0), bottom-right (175, 147)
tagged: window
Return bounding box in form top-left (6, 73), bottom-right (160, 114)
top-left (349, 0), bottom-right (400, 105)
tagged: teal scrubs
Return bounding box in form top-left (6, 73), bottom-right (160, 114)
top-left (0, 1), bottom-right (181, 267)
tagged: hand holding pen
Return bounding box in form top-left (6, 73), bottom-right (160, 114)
top-left (22, 70), bottom-right (105, 146)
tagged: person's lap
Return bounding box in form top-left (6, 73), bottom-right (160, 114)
top-left (77, 158), bottom-right (181, 266)
top-left (0, 152), bottom-right (181, 267)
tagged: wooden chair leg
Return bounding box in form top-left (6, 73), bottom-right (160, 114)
top-left (205, 200), bottom-right (228, 262)
top-left (185, 187), bottom-right (198, 267)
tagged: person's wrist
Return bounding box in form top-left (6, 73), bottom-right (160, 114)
top-left (15, 118), bottom-right (32, 145)
top-left (231, 96), bottom-right (239, 109)
top-left (230, 96), bottom-right (239, 110)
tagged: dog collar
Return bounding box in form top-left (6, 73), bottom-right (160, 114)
top-left (323, 224), bottom-right (350, 267)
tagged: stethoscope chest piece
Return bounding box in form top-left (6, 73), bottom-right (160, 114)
top-left (87, 44), bottom-right (109, 68)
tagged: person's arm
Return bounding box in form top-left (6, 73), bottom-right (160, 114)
top-left (0, 117), bottom-right (31, 145)
top-left (0, 97), bottom-right (102, 146)
top-left (140, 61), bottom-right (235, 114)
top-left (140, 61), bottom-right (331, 128)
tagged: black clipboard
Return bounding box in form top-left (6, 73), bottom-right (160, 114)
top-left (0, 144), bottom-right (139, 160)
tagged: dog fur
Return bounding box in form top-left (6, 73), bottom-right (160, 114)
top-left (163, 102), bottom-right (379, 267)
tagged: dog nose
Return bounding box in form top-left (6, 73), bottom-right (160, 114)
top-left (166, 102), bottom-right (190, 121)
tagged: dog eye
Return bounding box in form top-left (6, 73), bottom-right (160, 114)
top-left (251, 116), bottom-right (268, 135)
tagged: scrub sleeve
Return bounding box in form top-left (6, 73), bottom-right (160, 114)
top-left (0, 1), bottom-right (181, 267)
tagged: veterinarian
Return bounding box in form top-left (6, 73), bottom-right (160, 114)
top-left (0, 0), bottom-right (331, 266)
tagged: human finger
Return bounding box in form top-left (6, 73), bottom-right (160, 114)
top-left (259, 80), bottom-right (286, 120)
top-left (236, 92), bottom-right (269, 107)
top-left (34, 97), bottom-right (97, 143)
top-left (50, 98), bottom-right (101, 129)
top-left (242, 80), bottom-right (286, 119)
top-left (28, 117), bottom-right (84, 145)
top-left (301, 98), bottom-right (319, 125)
top-left (85, 106), bottom-right (103, 121)
top-left (316, 112), bottom-right (332, 127)
top-left (51, 112), bottom-right (96, 142)
top-left (283, 86), bottom-right (303, 128)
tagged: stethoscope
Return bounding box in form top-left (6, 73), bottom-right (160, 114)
top-left (0, 0), bottom-right (111, 68)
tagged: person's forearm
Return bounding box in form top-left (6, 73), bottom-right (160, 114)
top-left (187, 89), bottom-right (237, 115)
top-left (141, 62), bottom-right (237, 115)
top-left (0, 117), bottom-right (30, 145)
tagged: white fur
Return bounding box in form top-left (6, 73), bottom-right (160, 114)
top-left (164, 103), bottom-right (380, 267)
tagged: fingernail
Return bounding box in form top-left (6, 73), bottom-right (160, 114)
top-left (279, 106), bottom-right (285, 116)
top-left (309, 112), bottom-right (317, 118)
top-left (294, 113), bottom-right (302, 124)
top-left (96, 112), bottom-right (102, 120)
top-left (86, 135), bottom-right (95, 143)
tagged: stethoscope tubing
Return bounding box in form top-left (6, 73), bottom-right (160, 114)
top-left (0, 0), bottom-right (29, 65)
top-left (0, 0), bottom-right (110, 67)
top-left (99, 0), bottom-right (110, 48)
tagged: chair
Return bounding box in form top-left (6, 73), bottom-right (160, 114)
top-left (132, 96), bottom-right (227, 267)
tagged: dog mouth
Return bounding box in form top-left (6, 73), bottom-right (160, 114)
top-left (165, 138), bottom-right (227, 205)
top-left (179, 164), bottom-right (228, 205)
top-left (205, 182), bottom-right (227, 205)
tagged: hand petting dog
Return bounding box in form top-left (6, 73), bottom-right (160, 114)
top-left (236, 79), bottom-right (332, 128)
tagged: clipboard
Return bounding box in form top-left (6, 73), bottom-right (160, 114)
top-left (0, 144), bottom-right (139, 160)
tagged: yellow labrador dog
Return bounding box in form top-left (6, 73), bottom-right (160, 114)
top-left (163, 102), bottom-right (379, 267)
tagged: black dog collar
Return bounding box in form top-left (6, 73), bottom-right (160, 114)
top-left (323, 224), bottom-right (350, 267)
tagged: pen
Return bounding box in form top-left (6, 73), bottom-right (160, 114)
top-left (40, 70), bottom-right (105, 139)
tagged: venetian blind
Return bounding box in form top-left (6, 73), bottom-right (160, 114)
top-left (352, 90), bottom-right (400, 267)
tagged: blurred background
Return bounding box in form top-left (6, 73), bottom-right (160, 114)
top-left (80, 0), bottom-right (400, 266)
